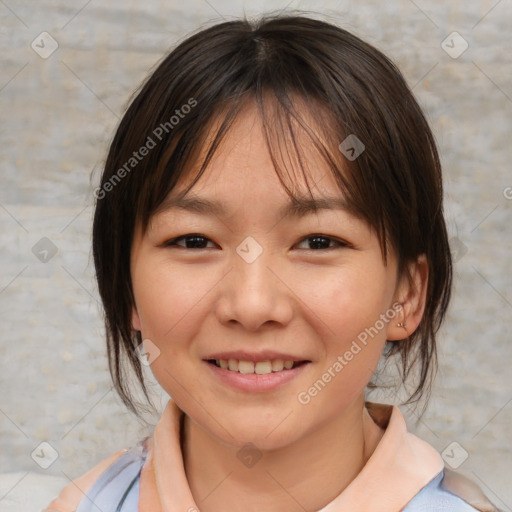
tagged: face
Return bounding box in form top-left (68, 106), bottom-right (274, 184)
top-left (130, 101), bottom-right (419, 450)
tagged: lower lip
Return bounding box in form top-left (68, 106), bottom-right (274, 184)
top-left (204, 361), bottom-right (310, 392)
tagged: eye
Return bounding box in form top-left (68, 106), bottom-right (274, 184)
top-left (164, 234), bottom-right (216, 249)
top-left (295, 234), bottom-right (349, 250)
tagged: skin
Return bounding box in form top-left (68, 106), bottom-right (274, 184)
top-left (130, 100), bottom-right (429, 512)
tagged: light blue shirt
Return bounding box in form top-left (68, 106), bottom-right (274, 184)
top-left (75, 438), bottom-right (500, 512)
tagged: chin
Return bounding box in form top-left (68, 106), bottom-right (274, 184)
top-left (207, 409), bottom-right (304, 450)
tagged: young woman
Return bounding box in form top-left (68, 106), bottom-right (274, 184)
top-left (46, 13), bottom-right (501, 512)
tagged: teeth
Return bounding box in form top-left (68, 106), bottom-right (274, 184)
top-left (215, 358), bottom-right (299, 374)
top-left (271, 359), bottom-right (284, 371)
top-left (255, 361), bottom-right (272, 374)
top-left (238, 360), bottom-right (254, 374)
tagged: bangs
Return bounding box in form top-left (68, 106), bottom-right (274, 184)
top-left (140, 88), bottom-right (389, 261)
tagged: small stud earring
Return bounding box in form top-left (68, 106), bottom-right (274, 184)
top-left (397, 322), bottom-right (405, 328)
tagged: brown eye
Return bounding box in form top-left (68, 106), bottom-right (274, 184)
top-left (296, 235), bottom-right (348, 250)
top-left (165, 234), bottom-right (216, 249)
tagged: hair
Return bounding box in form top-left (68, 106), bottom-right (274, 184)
top-left (92, 12), bottom-right (452, 417)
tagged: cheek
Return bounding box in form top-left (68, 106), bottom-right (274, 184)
top-left (132, 262), bottom-right (220, 352)
top-left (292, 261), bottom-right (393, 404)
top-left (299, 284), bottom-right (389, 414)
top-left (296, 261), bottom-right (394, 342)
top-left (132, 263), bottom-right (215, 401)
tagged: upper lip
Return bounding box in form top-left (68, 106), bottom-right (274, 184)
top-left (204, 350), bottom-right (310, 363)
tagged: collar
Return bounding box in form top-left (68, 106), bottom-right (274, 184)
top-left (139, 398), bottom-right (444, 512)
top-left (318, 402), bottom-right (444, 511)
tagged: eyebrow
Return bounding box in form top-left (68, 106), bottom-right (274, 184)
top-left (156, 194), bottom-right (351, 219)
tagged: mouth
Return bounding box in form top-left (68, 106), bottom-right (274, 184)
top-left (204, 356), bottom-right (311, 392)
top-left (205, 358), bottom-right (309, 374)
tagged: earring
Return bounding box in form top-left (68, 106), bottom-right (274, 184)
top-left (396, 302), bottom-right (406, 329)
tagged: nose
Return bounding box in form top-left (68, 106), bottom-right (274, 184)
top-left (214, 244), bottom-right (294, 332)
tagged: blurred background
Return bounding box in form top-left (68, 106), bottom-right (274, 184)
top-left (0, 1), bottom-right (511, 510)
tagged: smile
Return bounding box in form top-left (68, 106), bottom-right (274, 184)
top-left (207, 358), bottom-right (307, 374)
top-left (204, 358), bottom-right (310, 392)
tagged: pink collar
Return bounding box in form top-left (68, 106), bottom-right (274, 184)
top-left (318, 403), bottom-right (444, 511)
top-left (141, 399), bottom-right (444, 511)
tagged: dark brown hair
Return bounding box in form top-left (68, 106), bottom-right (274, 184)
top-left (92, 12), bottom-right (452, 417)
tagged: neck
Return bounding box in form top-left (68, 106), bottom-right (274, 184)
top-left (182, 395), bottom-right (375, 512)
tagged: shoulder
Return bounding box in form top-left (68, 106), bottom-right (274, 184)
top-left (402, 469), bottom-right (504, 512)
top-left (43, 449), bottom-right (127, 512)
top-left (43, 439), bottom-right (148, 512)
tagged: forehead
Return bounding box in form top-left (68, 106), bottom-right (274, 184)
top-left (161, 98), bottom-right (347, 213)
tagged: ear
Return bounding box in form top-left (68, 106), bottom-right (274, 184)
top-left (132, 305), bottom-right (142, 331)
top-left (387, 254), bottom-right (429, 341)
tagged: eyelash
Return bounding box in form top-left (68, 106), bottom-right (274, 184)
top-left (163, 233), bottom-right (350, 251)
